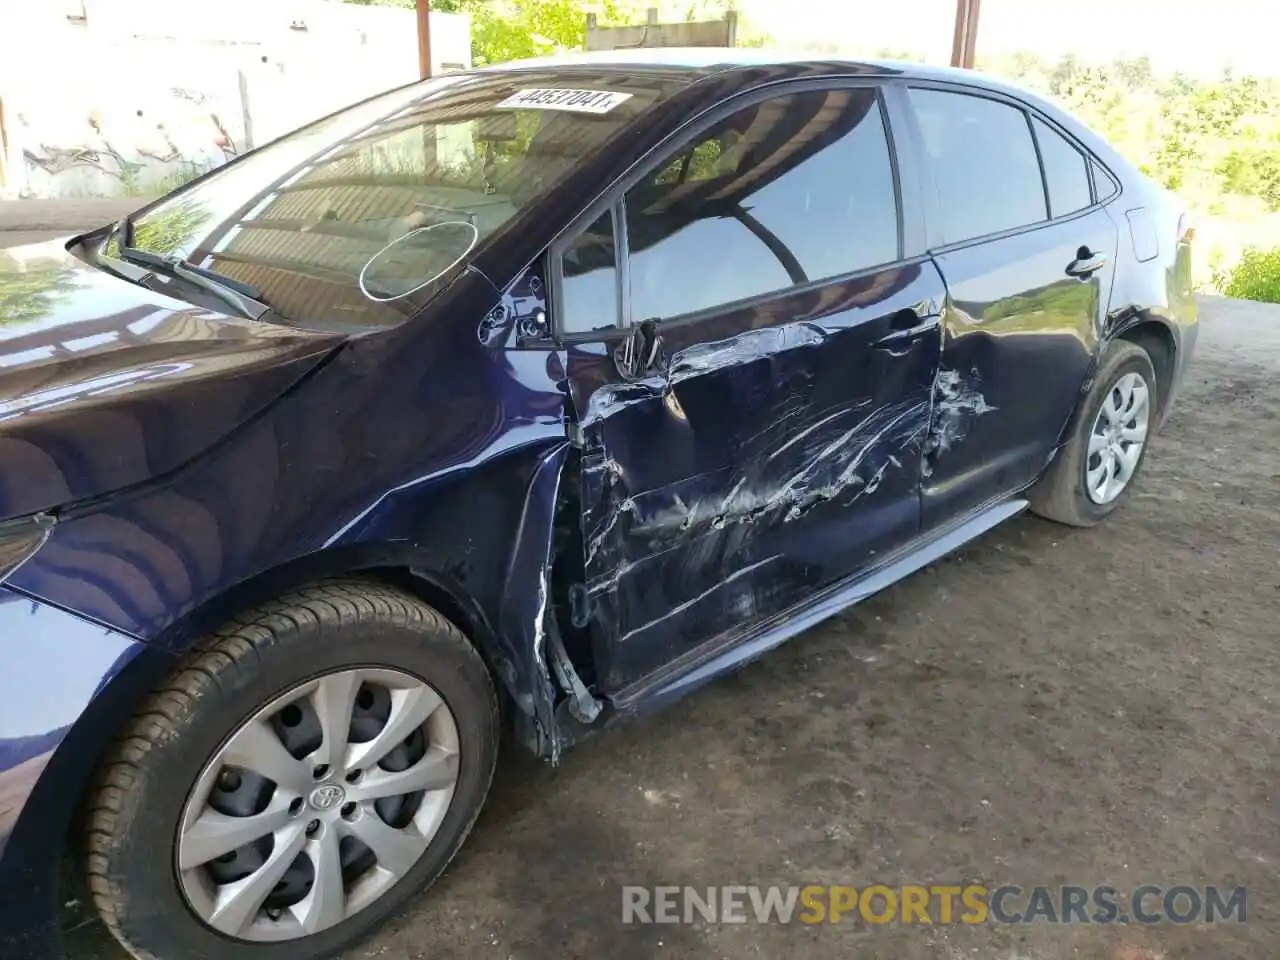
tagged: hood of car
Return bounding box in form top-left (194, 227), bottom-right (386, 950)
top-left (0, 239), bottom-right (345, 521)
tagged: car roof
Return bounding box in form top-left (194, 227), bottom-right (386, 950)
top-left (474, 47), bottom-right (1137, 184)
top-left (481, 46), bottom-right (1023, 93)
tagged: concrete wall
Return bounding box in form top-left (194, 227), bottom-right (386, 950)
top-left (0, 0), bottom-right (470, 199)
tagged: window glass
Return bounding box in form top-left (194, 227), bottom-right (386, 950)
top-left (624, 88), bottom-right (899, 321)
top-left (561, 209), bottom-right (619, 333)
top-left (118, 72), bottom-right (667, 330)
top-left (1032, 116), bottom-right (1092, 217)
top-left (910, 88), bottom-right (1047, 243)
top-left (1092, 159), bottom-right (1119, 201)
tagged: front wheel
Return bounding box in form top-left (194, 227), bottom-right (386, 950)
top-left (1029, 341), bottom-right (1158, 527)
top-left (85, 580), bottom-right (499, 960)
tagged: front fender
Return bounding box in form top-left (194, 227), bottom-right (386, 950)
top-left (0, 587), bottom-right (171, 960)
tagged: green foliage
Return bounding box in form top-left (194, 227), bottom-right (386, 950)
top-left (1218, 247), bottom-right (1280, 303)
top-left (467, 0), bottom-right (608, 66)
top-left (981, 52), bottom-right (1280, 292)
top-left (1218, 147), bottom-right (1280, 211)
top-left (983, 52), bottom-right (1280, 203)
top-left (343, 0), bottom-right (769, 66)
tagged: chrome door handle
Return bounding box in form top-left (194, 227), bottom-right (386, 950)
top-left (1066, 248), bottom-right (1107, 278)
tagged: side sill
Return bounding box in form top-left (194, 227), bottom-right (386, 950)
top-left (611, 497), bottom-right (1029, 714)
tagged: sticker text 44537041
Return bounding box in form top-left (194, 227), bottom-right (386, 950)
top-left (496, 88), bottom-right (634, 114)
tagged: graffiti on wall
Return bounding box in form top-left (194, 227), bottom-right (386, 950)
top-left (14, 82), bottom-right (242, 198)
top-left (0, 3), bottom-right (470, 199)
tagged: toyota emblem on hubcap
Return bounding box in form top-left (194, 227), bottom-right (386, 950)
top-left (309, 784), bottom-right (346, 810)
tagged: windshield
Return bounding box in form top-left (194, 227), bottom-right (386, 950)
top-left (114, 69), bottom-right (668, 330)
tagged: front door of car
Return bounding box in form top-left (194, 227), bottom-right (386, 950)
top-left (554, 84), bottom-right (946, 694)
top-left (902, 86), bottom-right (1120, 529)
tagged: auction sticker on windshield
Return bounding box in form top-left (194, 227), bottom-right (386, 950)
top-left (496, 88), bottom-right (633, 114)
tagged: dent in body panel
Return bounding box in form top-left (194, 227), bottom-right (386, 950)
top-left (924, 367), bottom-right (998, 467)
top-left (497, 439), bottom-right (603, 759)
top-left (586, 392), bottom-right (927, 563)
top-left (575, 313), bottom-right (997, 678)
top-left (7, 267), bottom-right (581, 754)
top-left (580, 322), bottom-right (996, 581)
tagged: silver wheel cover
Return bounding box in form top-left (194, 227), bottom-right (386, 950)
top-left (1085, 371), bottom-right (1151, 505)
top-left (176, 668), bottom-right (459, 941)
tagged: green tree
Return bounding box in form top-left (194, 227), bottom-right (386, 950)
top-left (343, 0), bottom-right (624, 64)
top-left (342, 0), bottom-right (771, 64)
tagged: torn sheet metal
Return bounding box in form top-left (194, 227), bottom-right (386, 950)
top-left (665, 322), bottom-right (828, 384)
top-left (574, 314), bottom-right (942, 689)
top-left (583, 393), bottom-right (930, 574)
top-left (497, 442), bottom-right (570, 760)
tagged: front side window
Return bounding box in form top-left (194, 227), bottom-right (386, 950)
top-left (1032, 116), bottom-right (1092, 217)
top-left (561, 209), bottom-right (619, 334)
top-left (622, 87), bottom-right (899, 323)
top-left (114, 72), bottom-right (670, 330)
top-left (910, 88), bottom-right (1047, 244)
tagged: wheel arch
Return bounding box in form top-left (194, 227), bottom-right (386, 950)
top-left (151, 546), bottom-right (497, 665)
top-left (28, 547), bottom-right (520, 945)
top-left (1112, 313), bottom-right (1178, 422)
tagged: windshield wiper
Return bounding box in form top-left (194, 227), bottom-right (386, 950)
top-left (111, 215), bottom-right (273, 321)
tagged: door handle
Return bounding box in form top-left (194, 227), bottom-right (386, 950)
top-left (873, 311), bottom-right (941, 348)
top-left (1066, 247), bottom-right (1107, 278)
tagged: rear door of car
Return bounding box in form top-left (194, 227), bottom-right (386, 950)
top-left (895, 83), bottom-right (1120, 529)
top-left (553, 80), bottom-right (947, 694)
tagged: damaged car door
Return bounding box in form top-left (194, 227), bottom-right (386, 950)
top-left (905, 86), bottom-right (1119, 526)
top-left (554, 84), bottom-right (945, 694)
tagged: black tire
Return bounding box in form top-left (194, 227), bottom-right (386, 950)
top-left (85, 579), bottom-right (499, 960)
top-left (1029, 340), bottom-right (1158, 527)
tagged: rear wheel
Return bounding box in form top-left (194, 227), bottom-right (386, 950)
top-left (1029, 341), bottom-right (1157, 527)
top-left (85, 580), bottom-right (498, 960)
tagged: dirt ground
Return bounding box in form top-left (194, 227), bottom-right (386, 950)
top-left (52, 293), bottom-right (1277, 960)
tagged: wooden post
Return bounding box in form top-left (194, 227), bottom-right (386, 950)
top-left (236, 69), bottom-right (255, 151)
top-left (0, 97), bottom-right (8, 194)
top-left (950, 0), bottom-right (981, 69)
top-left (416, 0), bottom-right (432, 80)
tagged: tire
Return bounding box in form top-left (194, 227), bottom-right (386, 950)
top-left (85, 579), bottom-right (499, 960)
top-left (1029, 341), bottom-right (1158, 527)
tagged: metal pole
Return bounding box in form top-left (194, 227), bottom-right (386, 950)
top-left (417, 0), bottom-right (432, 80)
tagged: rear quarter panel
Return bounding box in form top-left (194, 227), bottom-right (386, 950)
top-left (1009, 82), bottom-right (1198, 418)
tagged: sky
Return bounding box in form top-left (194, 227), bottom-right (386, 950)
top-left (738, 0), bottom-right (1280, 78)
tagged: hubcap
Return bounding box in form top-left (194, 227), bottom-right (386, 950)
top-left (176, 668), bottom-right (460, 942)
top-left (1086, 371), bottom-right (1150, 505)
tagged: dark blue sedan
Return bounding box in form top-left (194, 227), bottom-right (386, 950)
top-left (0, 51), bottom-right (1196, 960)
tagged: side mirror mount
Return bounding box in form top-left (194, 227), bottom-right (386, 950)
top-left (613, 318), bottom-right (663, 380)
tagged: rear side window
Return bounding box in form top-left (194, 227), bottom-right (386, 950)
top-left (1092, 159), bottom-right (1119, 201)
top-left (909, 88), bottom-right (1046, 244)
top-left (1031, 116), bottom-right (1092, 217)
top-left (623, 87), bottom-right (899, 322)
